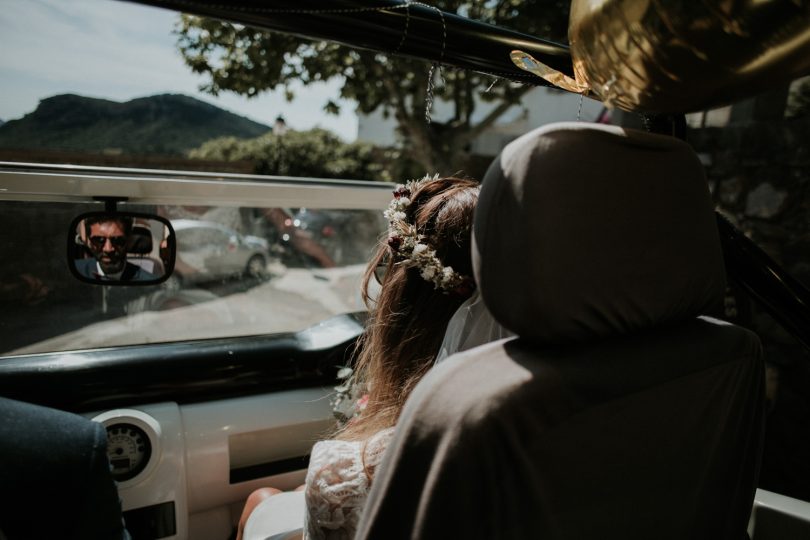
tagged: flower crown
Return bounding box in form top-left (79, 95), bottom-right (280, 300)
top-left (383, 174), bottom-right (475, 295)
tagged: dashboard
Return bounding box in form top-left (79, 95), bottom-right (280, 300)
top-left (88, 391), bottom-right (332, 540)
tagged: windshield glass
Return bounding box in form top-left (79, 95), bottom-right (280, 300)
top-left (0, 200), bottom-right (384, 355)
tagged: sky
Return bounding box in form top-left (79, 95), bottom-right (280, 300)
top-left (0, 0), bottom-right (359, 140)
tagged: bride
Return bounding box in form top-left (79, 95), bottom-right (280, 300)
top-left (239, 174), bottom-right (509, 540)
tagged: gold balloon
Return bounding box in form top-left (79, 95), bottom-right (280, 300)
top-left (510, 50), bottom-right (593, 95)
top-left (566, 0), bottom-right (810, 113)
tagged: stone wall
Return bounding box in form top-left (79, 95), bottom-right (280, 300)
top-left (688, 87), bottom-right (810, 502)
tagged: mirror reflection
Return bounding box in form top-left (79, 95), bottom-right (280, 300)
top-left (69, 212), bottom-right (175, 285)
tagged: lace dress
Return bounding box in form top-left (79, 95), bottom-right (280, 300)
top-left (304, 427), bottom-right (395, 540)
top-left (242, 428), bottom-right (394, 540)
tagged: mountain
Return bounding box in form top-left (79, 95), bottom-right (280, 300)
top-left (0, 94), bottom-right (271, 155)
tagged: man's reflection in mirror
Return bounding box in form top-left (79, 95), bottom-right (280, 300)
top-left (75, 216), bottom-right (156, 281)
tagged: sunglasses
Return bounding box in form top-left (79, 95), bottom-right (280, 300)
top-left (89, 235), bottom-right (127, 248)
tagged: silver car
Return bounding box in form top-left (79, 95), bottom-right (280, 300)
top-left (171, 219), bottom-right (270, 286)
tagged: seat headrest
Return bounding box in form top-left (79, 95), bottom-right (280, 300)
top-left (474, 122), bottom-right (726, 344)
top-left (128, 226), bottom-right (153, 254)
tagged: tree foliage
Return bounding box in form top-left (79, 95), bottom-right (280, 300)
top-left (189, 128), bottom-right (394, 180)
top-left (174, 1), bottom-right (570, 174)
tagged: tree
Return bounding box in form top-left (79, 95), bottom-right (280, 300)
top-left (174, 1), bottom-right (570, 174)
top-left (189, 128), bottom-right (393, 180)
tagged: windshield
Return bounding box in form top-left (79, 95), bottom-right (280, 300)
top-left (0, 197), bottom-right (387, 355)
top-left (0, 0), bottom-right (590, 355)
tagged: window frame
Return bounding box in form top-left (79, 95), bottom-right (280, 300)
top-left (0, 161), bottom-right (393, 209)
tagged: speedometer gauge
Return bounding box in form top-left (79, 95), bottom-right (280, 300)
top-left (106, 423), bottom-right (151, 481)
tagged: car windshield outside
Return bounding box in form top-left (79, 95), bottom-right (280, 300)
top-left (0, 0), bottom-right (808, 504)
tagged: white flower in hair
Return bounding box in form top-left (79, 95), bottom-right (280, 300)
top-left (383, 173), bottom-right (475, 295)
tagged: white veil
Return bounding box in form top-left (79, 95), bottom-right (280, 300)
top-left (435, 291), bottom-right (514, 364)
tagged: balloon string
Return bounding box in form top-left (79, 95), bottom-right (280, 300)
top-left (424, 4), bottom-right (447, 124)
top-left (393, 1), bottom-right (411, 53)
top-left (426, 64), bottom-right (437, 124)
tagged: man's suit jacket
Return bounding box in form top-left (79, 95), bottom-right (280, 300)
top-left (0, 397), bottom-right (129, 540)
top-left (75, 258), bottom-right (156, 281)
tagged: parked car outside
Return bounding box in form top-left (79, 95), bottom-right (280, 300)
top-left (288, 208), bottom-right (384, 267)
top-left (170, 219), bottom-right (271, 287)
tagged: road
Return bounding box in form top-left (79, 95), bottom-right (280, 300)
top-left (9, 264), bottom-right (375, 355)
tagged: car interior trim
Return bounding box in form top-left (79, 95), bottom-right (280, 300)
top-left (749, 489), bottom-right (810, 538)
top-left (717, 214), bottom-right (810, 351)
top-left (85, 402), bottom-right (189, 540)
top-left (133, 0), bottom-right (572, 85)
top-left (122, 501), bottom-right (178, 540)
top-left (0, 313), bottom-right (364, 412)
top-left (0, 162), bottom-right (392, 209)
top-left (229, 454), bottom-right (311, 484)
top-left (180, 390), bottom-right (333, 513)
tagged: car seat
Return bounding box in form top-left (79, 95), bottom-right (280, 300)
top-left (356, 122), bottom-right (766, 540)
top-left (128, 223), bottom-right (165, 276)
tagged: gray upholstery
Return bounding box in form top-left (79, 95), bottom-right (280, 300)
top-left (128, 225), bottom-right (153, 254)
top-left (474, 122), bottom-right (726, 343)
top-left (356, 123), bottom-right (766, 540)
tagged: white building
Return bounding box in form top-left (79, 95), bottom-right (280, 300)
top-left (357, 86), bottom-right (605, 156)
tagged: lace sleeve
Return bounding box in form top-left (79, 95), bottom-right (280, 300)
top-left (303, 429), bottom-right (394, 540)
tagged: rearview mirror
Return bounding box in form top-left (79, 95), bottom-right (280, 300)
top-left (68, 212), bottom-right (176, 285)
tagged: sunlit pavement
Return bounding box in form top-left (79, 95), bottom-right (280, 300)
top-left (10, 265), bottom-right (371, 355)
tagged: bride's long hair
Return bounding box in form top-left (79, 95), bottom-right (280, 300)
top-left (338, 176), bottom-right (480, 442)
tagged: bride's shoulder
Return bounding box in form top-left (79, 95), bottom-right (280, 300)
top-left (364, 427), bottom-right (395, 465)
top-left (310, 427), bottom-right (395, 468)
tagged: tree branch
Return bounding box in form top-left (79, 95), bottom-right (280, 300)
top-left (457, 84), bottom-right (532, 145)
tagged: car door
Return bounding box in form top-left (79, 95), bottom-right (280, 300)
top-left (205, 225), bottom-right (241, 277)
